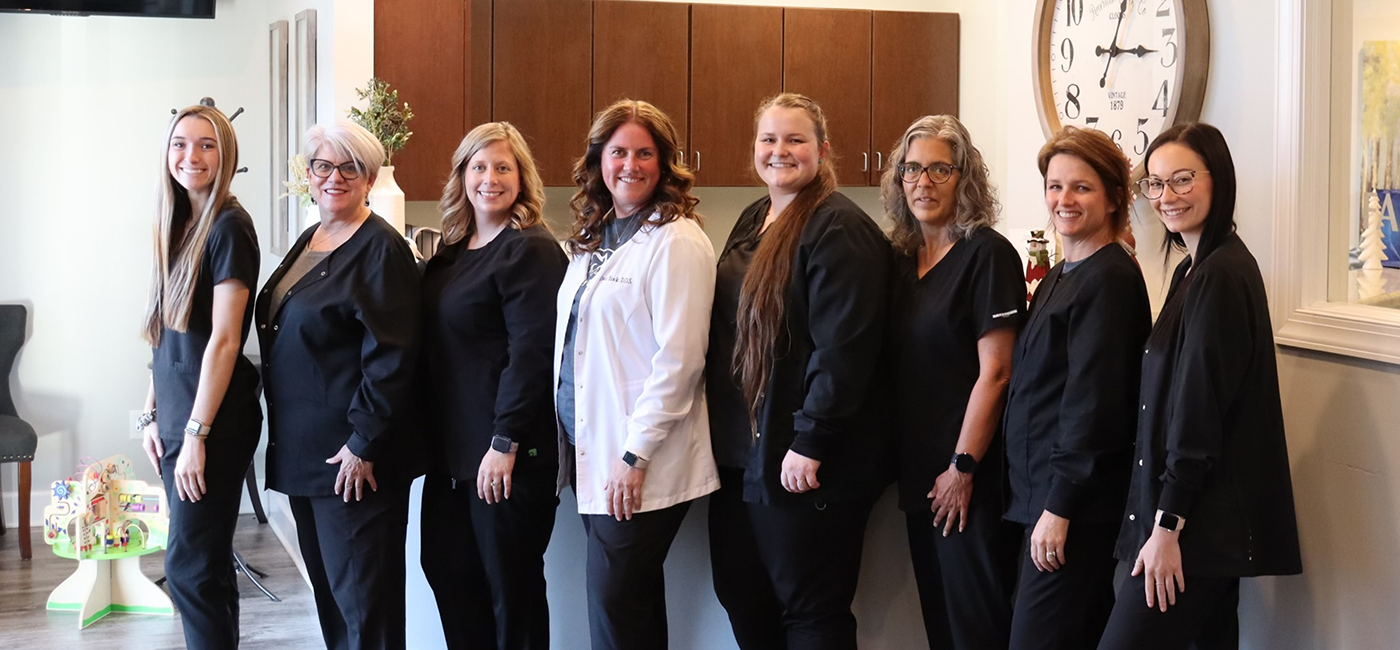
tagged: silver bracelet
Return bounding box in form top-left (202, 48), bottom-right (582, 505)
top-left (135, 409), bottom-right (157, 433)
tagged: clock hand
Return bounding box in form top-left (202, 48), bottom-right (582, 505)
top-left (1121, 44), bottom-right (1159, 57)
top-left (1097, 0), bottom-right (1130, 88)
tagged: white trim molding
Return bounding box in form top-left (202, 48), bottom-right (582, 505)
top-left (1272, 0), bottom-right (1400, 365)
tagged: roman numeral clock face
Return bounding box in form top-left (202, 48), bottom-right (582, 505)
top-left (1034, 0), bottom-right (1209, 176)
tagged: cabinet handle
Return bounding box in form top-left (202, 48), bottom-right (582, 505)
top-left (694, 151), bottom-right (701, 172)
top-left (876, 152), bottom-right (883, 170)
top-left (863, 152), bottom-right (869, 172)
top-left (677, 150), bottom-right (686, 168)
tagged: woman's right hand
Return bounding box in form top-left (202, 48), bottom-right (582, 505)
top-left (1030, 509), bottom-right (1070, 572)
top-left (476, 449), bottom-right (516, 505)
top-left (142, 423), bottom-right (164, 476)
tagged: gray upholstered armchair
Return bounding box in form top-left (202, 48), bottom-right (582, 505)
top-left (0, 304), bottom-right (36, 560)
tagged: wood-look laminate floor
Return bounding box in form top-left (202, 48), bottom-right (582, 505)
top-left (0, 515), bottom-right (324, 648)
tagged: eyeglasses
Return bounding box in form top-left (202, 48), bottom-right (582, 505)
top-left (1137, 170), bottom-right (1210, 200)
top-left (898, 162), bottom-right (959, 185)
top-left (309, 158), bottom-right (363, 181)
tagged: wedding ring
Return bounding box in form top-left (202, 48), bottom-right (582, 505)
top-left (1047, 551), bottom-right (1057, 559)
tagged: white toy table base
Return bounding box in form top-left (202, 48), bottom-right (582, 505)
top-left (47, 554), bottom-right (174, 629)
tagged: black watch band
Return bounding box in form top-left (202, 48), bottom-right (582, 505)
top-left (490, 435), bottom-right (519, 454)
top-left (951, 452), bottom-right (978, 474)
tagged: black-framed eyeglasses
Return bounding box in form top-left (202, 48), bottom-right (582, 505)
top-left (898, 162), bottom-right (959, 185)
top-left (309, 158), bottom-right (363, 181)
top-left (1137, 170), bottom-right (1210, 200)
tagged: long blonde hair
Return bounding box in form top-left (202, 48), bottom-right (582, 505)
top-left (439, 122), bottom-right (548, 246)
top-left (143, 105), bottom-right (240, 346)
top-left (734, 93), bottom-right (838, 421)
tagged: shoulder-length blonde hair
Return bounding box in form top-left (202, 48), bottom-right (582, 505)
top-left (142, 105), bottom-right (240, 346)
top-left (882, 115), bottom-right (1000, 256)
top-left (565, 99), bottom-right (699, 255)
top-left (439, 122), bottom-right (548, 246)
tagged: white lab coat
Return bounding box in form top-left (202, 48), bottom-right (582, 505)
top-left (553, 213), bottom-right (720, 515)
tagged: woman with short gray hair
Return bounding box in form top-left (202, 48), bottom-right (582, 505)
top-left (256, 121), bottom-right (422, 649)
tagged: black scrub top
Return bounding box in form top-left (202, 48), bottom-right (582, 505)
top-left (152, 199), bottom-right (262, 442)
top-left (1003, 243), bottom-right (1150, 526)
top-left (890, 226), bottom-right (1025, 512)
top-left (255, 213), bottom-right (422, 497)
top-left (706, 202), bottom-right (763, 470)
top-left (420, 225), bottom-right (567, 481)
top-left (1115, 234), bottom-right (1302, 577)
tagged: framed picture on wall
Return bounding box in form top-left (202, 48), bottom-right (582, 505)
top-left (294, 9), bottom-right (317, 234)
top-left (269, 20), bottom-right (289, 255)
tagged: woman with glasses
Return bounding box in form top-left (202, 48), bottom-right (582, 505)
top-left (256, 121), bottom-right (422, 649)
top-left (1098, 123), bottom-right (1301, 650)
top-left (139, 104), bottom-right (261, 650)
top-left (706, 93), bottom-right (891, 649)
top-left (884, 115), bottom-right (1024, 649)
top-left (1003, 127), bottom-right (1151, 650)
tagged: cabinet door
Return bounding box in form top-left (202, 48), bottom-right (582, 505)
top-left (784, 8), bottom-right (873, 188)
top-left (494, 0), bottom-right (593, 186)
top-left (594, 1), bottom-right (690, 158)
top-left (690, 4), bottom-right (782, 187)
top-left (374, 0), bottom-right (465, 201)
top-left (871, 12), bottom-right (959, 185)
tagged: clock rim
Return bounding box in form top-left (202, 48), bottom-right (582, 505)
top-left (1031, 0), bottom-right (1212, 178)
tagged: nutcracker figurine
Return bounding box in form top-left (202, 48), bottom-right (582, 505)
top-left (1026, 229), bottom-right (1050, 302)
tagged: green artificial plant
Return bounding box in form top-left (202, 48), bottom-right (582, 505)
top-left (347, 77), bottom-right (414, 166)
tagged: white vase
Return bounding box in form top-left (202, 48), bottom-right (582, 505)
top-left (368, 165), bottom-right (407, 234)
top-left (303, 202), bottom-right (320, 229)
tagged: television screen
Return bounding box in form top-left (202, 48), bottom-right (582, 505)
top-left (0, 1), bottom-right (216, 18)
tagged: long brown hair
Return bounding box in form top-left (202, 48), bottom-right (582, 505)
top-left (142, 105), bottom-right (240, 346)
top-left (439, 122), bottom-right (548, 246)
top-left (566, 99), bottom-right (699, 255)
top-left (734, 93), bottom-right (837, 421)
top-left (1037, 126), bottom-right (1133, 237)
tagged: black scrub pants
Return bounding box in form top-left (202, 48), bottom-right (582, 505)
top-left (160, 428), bottom-right (259, 650)
top-left (709, 468), bottom-right (877, 650)
top-left (1097, 573), bottom-right (1240, 650)
top-left (420, 471), bottom-right (558, 650)
top-left (580, 500), bottom-right (691, 650)
top-left (1008, 522), bottom-right (1120, 650)
top-left (905, 487), bottom-right (1021, 650)
top-left (288, 481), bottom-right (411, 650)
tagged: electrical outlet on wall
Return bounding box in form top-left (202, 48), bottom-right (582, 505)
top-left (129, 410), bottom-right (146, 440)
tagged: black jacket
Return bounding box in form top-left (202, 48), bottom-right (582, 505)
top-left (1115, 234), bottom-right (1303, 577)
top-left (420, 226), bottom-right (566, 481)
top-left (1003, 243), bottom-right (1150, 525)
top-left (255, 214), bottom-right (423, 496)
top-left (713, 192), bottom-right (893, 505)
top-left (152, 200), bottom-right (262, 443)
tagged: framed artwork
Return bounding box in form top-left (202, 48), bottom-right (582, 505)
top-left (268, 20), bottom-right (289, 255)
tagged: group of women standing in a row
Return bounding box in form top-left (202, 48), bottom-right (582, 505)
top-left (138, 92), bottom-right (1300, 650)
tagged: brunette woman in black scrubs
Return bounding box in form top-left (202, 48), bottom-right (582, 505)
top-left (707, 93), bottom-right (891, 649)
top-left (884, 115), bottom-right (1024, 650)
top-left (1098, 124), bottom-right (1302, 649)
top-left (1003, 127), bottom-right (1151, 649)
top-left (139, 104), bottom-right (261, 650)
top-left (419, 122), bottom-right (567, 649)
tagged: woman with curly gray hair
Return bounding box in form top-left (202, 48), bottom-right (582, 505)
top-left (884, 115), bottom-right (1024, 649)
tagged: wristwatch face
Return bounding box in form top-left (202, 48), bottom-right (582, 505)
top-left (622, 452), bottom-right (639, 467)
top-left (491, 436), bottom-right (514, 453)
top-left (1158, 512), bottom-right (1180, 531)
top-left (953, 453), bottom-right (977, 473)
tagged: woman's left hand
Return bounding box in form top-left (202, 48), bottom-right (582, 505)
top-left (1030, 510), bottom-right (1070, 572)
top-left (173, 435), bottom-right (207, 502)
top-left (781, 450), bottom-right (822, 494)
top-left (327, 445), bottom-right (378, 503)
top-left (1132, 526), bottom-right (1185, 612)
top-left (929, 466), bottom-right (973, 536)
top-left (476, 449), bottom-right (516, 505)
top-left (605, 459), bottom-right (646, 522)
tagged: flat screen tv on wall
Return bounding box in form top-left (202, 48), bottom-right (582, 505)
top-left (0, 1), bottom-right (215, 18)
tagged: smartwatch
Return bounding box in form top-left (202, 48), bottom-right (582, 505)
top-left (950, 452), bottom-right (978, 474)
top-left (184, 418), bottom-right (209, 440)
top-left (621, 451), bottom-right (650, 470)
top-left (490, 435), bottom-right (519, 454)
top-left (1155, 509), bottom-right (1186, 532)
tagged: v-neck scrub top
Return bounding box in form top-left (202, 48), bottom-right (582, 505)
top-left (1002, 243), bottom-right (1151, 525)
top-left (890, 226), bottom-right (1026, 512)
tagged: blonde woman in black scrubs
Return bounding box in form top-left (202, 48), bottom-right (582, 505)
top-left (139, 104), bottom-right (261, 650)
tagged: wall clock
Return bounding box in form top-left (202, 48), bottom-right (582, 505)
top-left (1033, 0), bottom-right (1210, 177)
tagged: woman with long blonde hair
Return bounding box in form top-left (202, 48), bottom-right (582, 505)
top-left (138, 104), bottom-right (262, 650)
top-left (420, 122), bottom-right (566, 649)
top-left (706, 93), bottom-right (892, 649)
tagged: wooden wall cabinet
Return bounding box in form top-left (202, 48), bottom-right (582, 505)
top-left (375, 2), bottom-right (959, 195)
